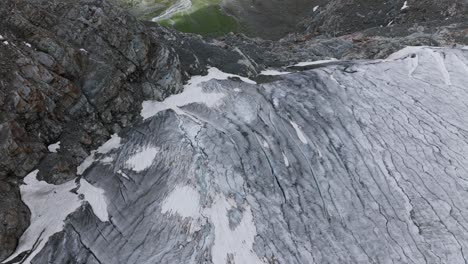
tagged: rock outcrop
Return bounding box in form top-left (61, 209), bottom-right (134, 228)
top-left (297, 0), bottom-right (468, 37)
top-left (0, 0), bottom-right (185, 259)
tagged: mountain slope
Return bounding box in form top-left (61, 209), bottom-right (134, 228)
top-left (2, 0), bottom-right (468, 263)
top-left (0, 0), bottom-right (184, 259)
top-left (7, 47), bottom-right (468, 263)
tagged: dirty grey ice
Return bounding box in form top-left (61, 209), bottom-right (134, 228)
top-left (7, 47), bottom-right (468, 264)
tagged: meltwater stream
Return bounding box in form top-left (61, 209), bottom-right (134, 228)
top-left (6, 47), bottom-right (468, 264)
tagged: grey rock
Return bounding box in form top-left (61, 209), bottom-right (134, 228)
top-left (151, 27), bottom-right (262, 78)
top-left (0, 0), bottom-right (184, 258)
top-left (221, 0), bottom-right (325, 39)
top-left (297, 0), bottom-right (468, 38)
top-left (0, 180), bottom-right (29, 262)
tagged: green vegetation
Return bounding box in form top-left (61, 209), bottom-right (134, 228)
top-left (116, 0), bottom-right (240, 37)
top-left (159, 5), bottom-right (239, 37)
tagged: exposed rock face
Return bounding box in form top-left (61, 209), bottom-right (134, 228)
top-left (150, 27), bottom-right (261, 78)
top-left (221, 0), bottom-right (324, 39)
top-left (0, 0), bottom-right (184, 259)
top-left (170, 0), bottom-right (468, 40)
top-left (6, 47), bottom-right (468, 264)
top-left (298, 0), bottom-right (468, 37)
top-left (222, 0), bottom-right (468, 39)
top-left (0, 182), bottom-right (29, 263)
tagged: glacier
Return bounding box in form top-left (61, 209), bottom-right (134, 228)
top-left (6, 46), bottom-right (468, 264)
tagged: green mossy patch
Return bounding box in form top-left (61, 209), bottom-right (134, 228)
top-left (159, 5), bottom-right (239, 37)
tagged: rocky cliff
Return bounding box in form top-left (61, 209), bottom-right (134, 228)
top-left (0, 0), bottom-right (185, 258)
top-left (295, 0), bottom-right (467, 36)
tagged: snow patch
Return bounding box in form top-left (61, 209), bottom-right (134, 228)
top-left (161, 186), bottom-right (201, 219)
top-left (3, 170), bottom-right (111, 264)
top-left (161, 188), bottom-right (262, 263)
top-left (47, 141), bottom-right (60, 153)
top-left (313, 5), bottom-right (319, 12)
top-left (205, 197), bottom-right (263, 264)
top-left (77, 179), bottom-right (109, 222)
top-left (3, 41), bottom-right (9, 45)
top-left (401, 1), bottom-right (409, 10)
top-left (97, 134), bottom-right (122, 154)
top-left (3, 171), bottom-right (81, 264)
top-left (24, 42), bottom-right (32, 48)
top-left (125, 146), bottom-right (159, 172)
top-left (77, 156), bottom-right (95, 176)
top-left (260, 69), bottom-right (290, 76)
top-left (141, 67), bottom-right (254, 119)
top-left (77, 134), bottom-right (121, 175)
top-left (100, 156), bottom-right (114, 164)
top-left (293, 59), bottom-right (338, 67)
top-left (290, 121), bottom-right (308, 144)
